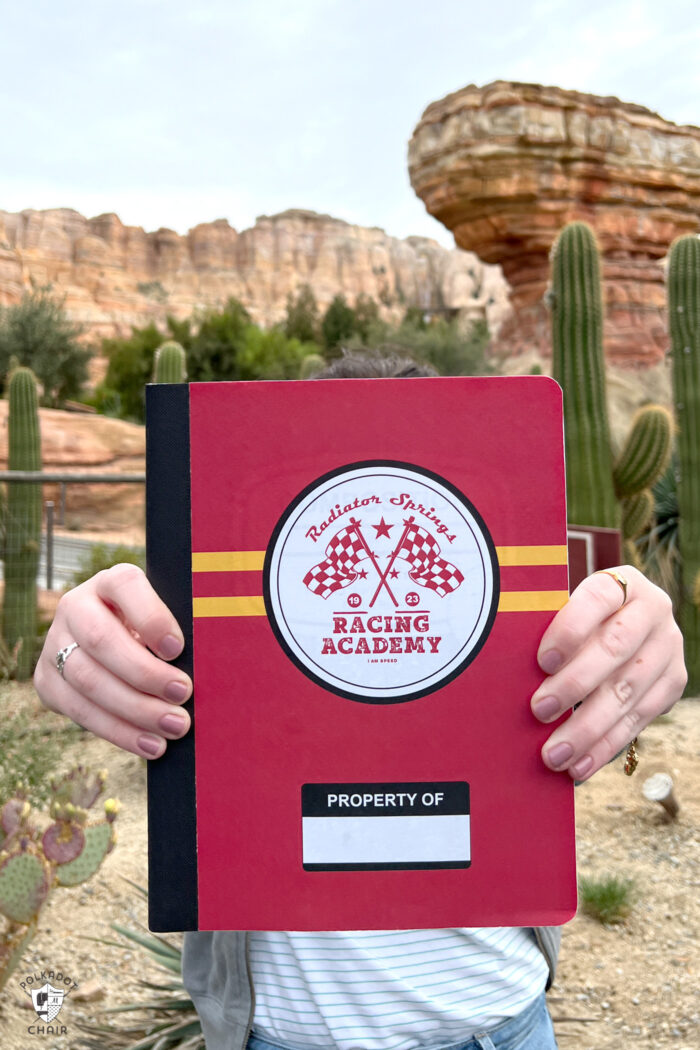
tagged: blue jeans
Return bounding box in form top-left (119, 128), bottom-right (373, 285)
top-left (247, 992), bottom-right (558, 1050)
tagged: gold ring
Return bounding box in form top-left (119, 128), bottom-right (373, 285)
top-left (624, 737), bottom-right (639, 776)
top-left (595, 569), bottom-right (628, 609)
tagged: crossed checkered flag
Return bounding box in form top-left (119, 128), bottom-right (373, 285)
top-left (396, 523), bottom-right (464, 597)
top-left (303, 524), bottom-right (368, 598)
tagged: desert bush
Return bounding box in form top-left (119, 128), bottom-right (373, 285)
top-left (346, 312), bottom-right (492, 378)
top-left (0, 287), bottom-right (92, 406)
top-left (69, 543), bottom-right (146, 590)
top-left (579, 875), bottom-right (635, 924)
top-left (284, 284), bottom-right (320, 344)
top-left (78, 887), bottom-right (204, 1049)
top-left (0, 702), bottom-right (65, 806)
top-left (321, 294), bottom-right (358, 351)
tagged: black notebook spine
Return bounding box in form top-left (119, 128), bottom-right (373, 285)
top-left (145, 383), bottom-right (198, 931)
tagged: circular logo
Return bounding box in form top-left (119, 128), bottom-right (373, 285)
top-left (264, 462), bottom-right (499, 703)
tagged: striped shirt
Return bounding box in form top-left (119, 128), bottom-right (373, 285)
top-left (249, 928), bottom-right (548, 1050)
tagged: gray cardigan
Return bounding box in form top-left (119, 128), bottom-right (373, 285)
top-left (182, 927), bottom-right (562, 1050)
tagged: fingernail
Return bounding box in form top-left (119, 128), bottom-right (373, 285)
top-left (570, 754), bottom-right (594, 779)
top-left (532, 695), bottom-right (560, 721)
top-left (539, 649), bottom-right (563, 674)
top-left (138, 734), bottom-right (164, 757)
top-left (159, 712), bottom-right (188, 737)
top-left (164, 680), bottom-right (190, 703)
top-left (545, 742), bottom-right (574, 769)
top-left (158, 634), bottom-right (183, 660)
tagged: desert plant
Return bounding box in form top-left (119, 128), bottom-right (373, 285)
top-left (153, 341), bottom-right (187, 384)
top-left (299, 353), bottom-right (326, 379)
top-left (0, 703), bottom-right (66, 807)
top-left (321, 294), bottom-right (358, 351)
top-left (668, 234), bottom-right (700, 694)
top-left (347, 314), bottom-right (492, 378)
top-left (0, 766), bottom-right (119, 990)
top-left (77, 887), bottom-right (203, 1049)
top-left (636, 462), bottom-right (681, 612)
top-left (0, 286), bottom-right (91, 407)
top-left (2, 367), bottom-right (42, 679)
top-left (578, 874), bottom-right (634, 924)
top-left (69, 543), bottom-right (146, 590)
top-left (550, 223), bottom-right (672, 548)
top-left (284, 284), bottom-right (320, 344)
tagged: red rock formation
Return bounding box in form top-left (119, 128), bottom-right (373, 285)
top-left (0, 207), bottom-right (509, 342)
top-left (408, 81), bottom-right (700, 365)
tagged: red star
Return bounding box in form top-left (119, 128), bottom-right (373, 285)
top-left (358, 568), bottom-right (368, 579)
top-left (371, 517), bottom-right (394, 539)
top-left (389, 568), bottom-right (400, 579)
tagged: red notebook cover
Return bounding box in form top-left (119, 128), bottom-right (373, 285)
top-left (146, 375), bottom-right (576, 931)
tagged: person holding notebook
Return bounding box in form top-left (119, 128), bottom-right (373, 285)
top-left (34, 355), bottom-right (686, 1050)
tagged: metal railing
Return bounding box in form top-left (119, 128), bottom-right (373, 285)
top-left (0, 471), bottom-right (146, 590)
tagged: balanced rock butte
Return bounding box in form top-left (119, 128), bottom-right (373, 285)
top-left (409, 81), bottom-right (700, 365)
top-left (0, 206), bottom-right (508, 342)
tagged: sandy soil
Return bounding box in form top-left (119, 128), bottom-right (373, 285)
top-left (1, 689), bottom-right (698, 1050)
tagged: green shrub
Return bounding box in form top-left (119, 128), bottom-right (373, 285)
top-left (284, 284), bottom-right (320, 344)
top-left (579, 875), bottom-right (634, 924)
top-left (0, 287), bottom-right (91, 406)
top-left (347, 313), bottom-right (492, 378)
top-left (99, 323), bottom-right (164, 422)
top-left (321, 294), bottom-right (358, 351)
top-left (77, 887), bottom-right (204, 1050)
top-left (69, 544), bottom-right (146, 590)
top-left (0, 702), bottom-right (66, 806)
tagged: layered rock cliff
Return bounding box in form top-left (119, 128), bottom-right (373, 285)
top-left (0, 206), bottom-right (509, 342)
top-left (409, 81), bottom-right (700, 365)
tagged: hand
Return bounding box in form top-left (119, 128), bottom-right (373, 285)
top-left (531, 566), bottom-right (687, 780)
top-left (34, 565), bottom-right (192, 759)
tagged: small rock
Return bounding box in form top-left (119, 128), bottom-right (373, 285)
top-left (72, 978), bottom-right (105, 1003)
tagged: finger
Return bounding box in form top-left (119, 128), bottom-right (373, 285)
top-left (92, 563), bottom-right (185, 660)
top-left (548, 672), bottom-right (683, 781)
top-left (46, 643), bottom-right (191, 737)
top-left (34, 658), bottom-right (176, 759)
top-left (540, 647), bottom-right (667, 773)
top-left (531, 596), bottom-right (658, 721)
top-left (536, 567), bottom-right (646, 674)
top-left (61, 590), bottom-right (192, 704)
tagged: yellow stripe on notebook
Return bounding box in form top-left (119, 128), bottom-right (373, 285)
top-left (192, 551), bottom-right (266, 572)
top-left (193, 596), bottom-right (267, 618)
top-left (192, 546), bottom-right (568, 573)
top-left (496, 545), bottom-right (568, 566)
top-left (498, 591), bottom-right (569, 612)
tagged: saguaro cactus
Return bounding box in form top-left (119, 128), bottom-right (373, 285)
top-left (2, 367), bottom-right (41, 679)
top-left (550, 223), bottom-right (672, 553)
top-left (551, 222), bottom-right (619, 528)
top-left (668, 234), bottom-right (700, 694)
top-left (153, 340), bottom-right (187, 384)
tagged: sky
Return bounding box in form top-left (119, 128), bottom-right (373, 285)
top-left (1, 0), bottom-right (699, 248)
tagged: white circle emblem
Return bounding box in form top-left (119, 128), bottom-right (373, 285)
top-left (264, 462), bottom-right (499, 703)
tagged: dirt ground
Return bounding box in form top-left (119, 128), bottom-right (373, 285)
top-left (1, 687), bottom-right (698, 1050)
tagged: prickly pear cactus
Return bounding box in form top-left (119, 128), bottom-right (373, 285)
top-left (0, 767), bottom-right (119, 990)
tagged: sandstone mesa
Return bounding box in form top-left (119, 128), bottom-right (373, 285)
top-left (409, 80), bottom-right (700, 366)
top-left (0, 206), bottom-right (509, 343)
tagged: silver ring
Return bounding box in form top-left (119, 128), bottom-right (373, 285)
top-left (56, 642), bottom-right (80, 677)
